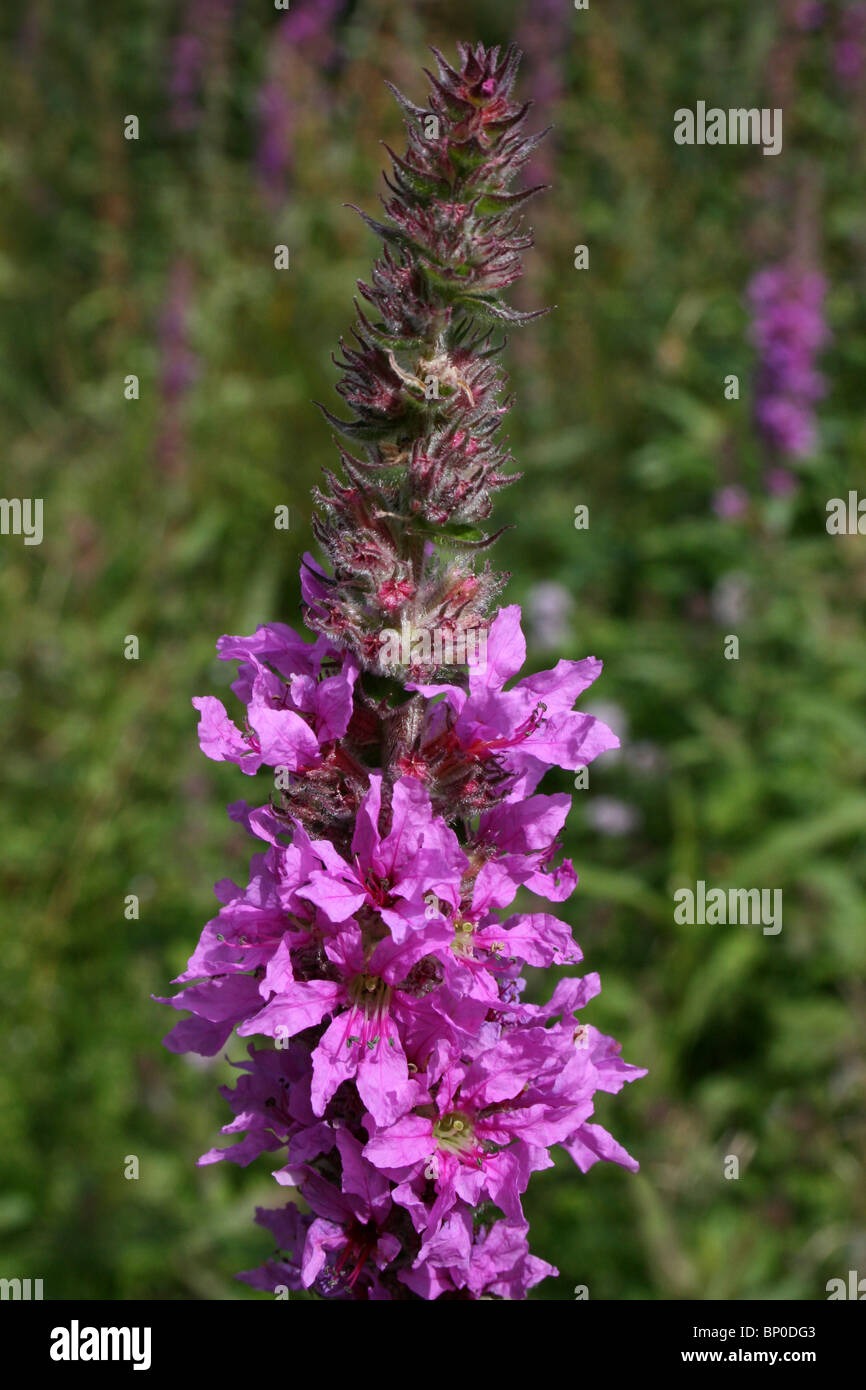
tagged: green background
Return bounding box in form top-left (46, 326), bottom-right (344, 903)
top-left (1, 0), bottom-right (864, 1299)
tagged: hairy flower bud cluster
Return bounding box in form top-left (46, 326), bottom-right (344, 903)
top-left (162, 42), bottom-right (644, 1301)
top-left (309, 42), bottom-right (551, 681)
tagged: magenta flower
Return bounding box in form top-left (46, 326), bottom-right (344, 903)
top-left (236, 911), bottom-right (460, 1128)
top-left (191, 624), bottom-right (359, 776)
top-left (162, 42), bottom-right (644, 1299)
top-left (291, 775), bottom-right (468, 937)
top-left (405, 605), bottom-right (618, 808)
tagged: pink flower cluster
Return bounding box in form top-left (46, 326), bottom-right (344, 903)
top-left (161, 600), bottom-right (643, 1298)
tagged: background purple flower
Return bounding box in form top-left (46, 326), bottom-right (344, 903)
top-left (156, 260), bottom-right (198, 474)
top-left (747, 263), bottom-right (829, 460)
top-left (794, 1), bottom-right (826, 31)
top-left (713, 484), bottom-right (749, 520)
top-left (527, 580), bottom-right (574, 650)
top-left (167, 0), bottom-right (235, 133)
top-left (835, 2), bottom-right (866, 86)
top-left (516, 0), bottom-right (570, 185)
top-left (256, 0), bottom-right (345, 205)
top-left (765, 465), bottom-right (798, 497)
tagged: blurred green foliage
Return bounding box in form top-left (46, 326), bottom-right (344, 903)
top-left (1, 0), bottom-right (864, 1300)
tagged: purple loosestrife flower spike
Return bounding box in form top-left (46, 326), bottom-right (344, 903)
top-left (747, 262), bottom-right (829, 463)
top-left (161, 43), bottom-right (644, 1301)
top-left (255, 1), bottom-right (344, 206)
top-left (517, 0), bottom-right (569, 185)
top-left (156, 260), bottom-right (198, 474)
